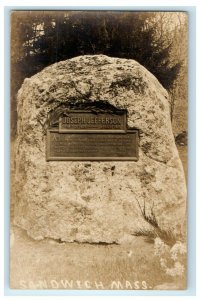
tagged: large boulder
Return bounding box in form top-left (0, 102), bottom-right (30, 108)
top-left (13, 55), bottom-right (186, 243)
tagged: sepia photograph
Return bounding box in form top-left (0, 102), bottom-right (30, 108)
top-left (10, 10), bottom-right (188, 290)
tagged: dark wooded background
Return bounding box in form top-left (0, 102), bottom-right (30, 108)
top-left (11, 11), bottom-right (188, 138)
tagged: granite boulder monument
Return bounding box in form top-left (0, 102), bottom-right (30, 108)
top-left (13, 55), bottom-right (186, 243)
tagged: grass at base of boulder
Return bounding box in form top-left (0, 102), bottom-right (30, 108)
top-left (10, 226), bottom-right (186, 290)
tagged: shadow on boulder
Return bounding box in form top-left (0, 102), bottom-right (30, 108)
top-left (175, 131), bottom-right (187, 146)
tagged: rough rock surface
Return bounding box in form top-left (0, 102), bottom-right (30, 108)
top-left (13, 55), bottom-right (186, 243)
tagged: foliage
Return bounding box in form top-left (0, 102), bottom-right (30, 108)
top-left (154, 237), bottom-right (186, 278)
top-left (11, 11), bottom-right (187, 137)
top-left (11, 11), bottom-right (181, 88)
top-left (134, 198), bottom-right (187, 279)
top-left (134, 199), bottom-right (183, 246)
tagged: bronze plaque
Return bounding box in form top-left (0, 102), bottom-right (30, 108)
top-left (46, 129), bottom-right (138, 161)
top-left (59, 110), bottom-right (127, 133)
